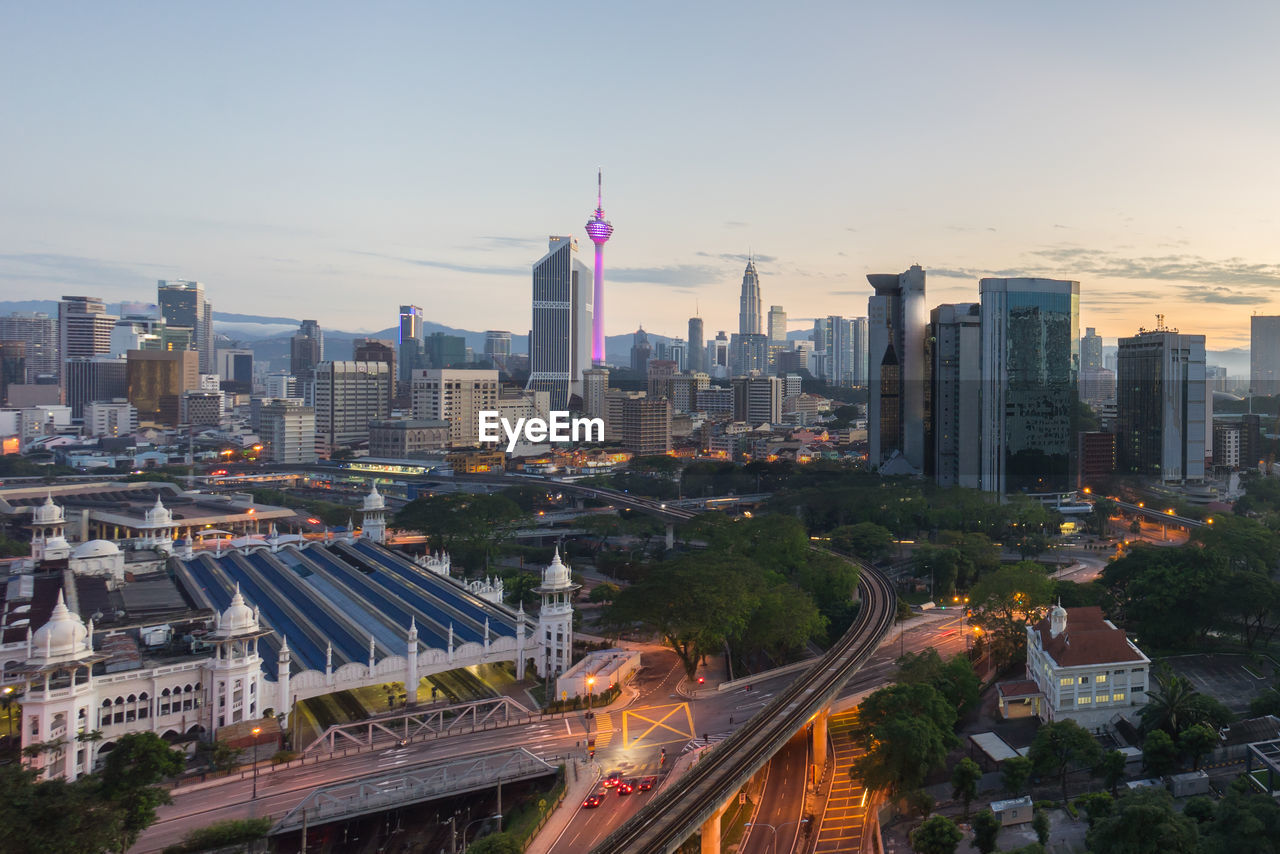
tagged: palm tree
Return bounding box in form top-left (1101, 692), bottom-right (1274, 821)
top-left (1139, 667), bottom-right (1198, 735)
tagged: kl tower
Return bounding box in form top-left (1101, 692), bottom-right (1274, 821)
top-left (585, 169), bottom-right (614, 365)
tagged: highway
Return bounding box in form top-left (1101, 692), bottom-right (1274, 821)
top-left (588, 560), bottom-right (896, 854)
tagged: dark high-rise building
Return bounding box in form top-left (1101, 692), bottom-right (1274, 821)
top-left (216, 349), bottom-right (254, 394)
top-left (484, 330), bottom-right (512, 371)
top-left (868, 266), bottom-right (927, 471)
top-left (64, 356), bottom-right (129, 419)
top-left (1081, 327), bottom-right (1104, 372)
top-left (290, 320), bottom-right (324, 378)
top-left (732, 375), bottom-right (782, 424)
top-left (157, 280), bottom-right (214, 373)
top-left (630, 328), bottom-right (652, 376)
top-left (1251, 315), bottom-right (1280, 397)
top-left (979, 277), bottom-right (1080, 495)
top-left (398, 305), bottom-right (424, 387)
top-left (729, 333), bottom-right (769, 376)
top-left (126, 349), bottom-right (200, 426)
top-left (738, 258), bottom-right (762, 336)
top-left (927, 303), bottom-right (981, 488)
top-left (0, 340), bottom-right (25, 405)
top-left (687, 317), bottom-right (705, 373)
top-left (1115, 327), bottom-right (1206, 483)
top-left (527, 235), bottom-right (593, 410)
top-left (426, 332), bottom-right (466, 369)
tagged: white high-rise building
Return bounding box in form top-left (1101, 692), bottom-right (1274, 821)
top-left (527, 236), bottom-right (593, 410)
top-left (264, 373), bottom-right (298, 399)
top-left (57, 296), bottom-right (117, 387)
top-left (412, 368), bottom-right (500, 447)
top-left (83, 399), bottom-right (138, 438)
top-left (868, 266), bottom-right (927, 471)
top-left (313, 361), bottom-right (391, 454)
top-left (258, 398), bottom-right (317, 463)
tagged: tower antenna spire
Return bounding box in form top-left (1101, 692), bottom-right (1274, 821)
top-left (597, 167), bottom-right (603, 209)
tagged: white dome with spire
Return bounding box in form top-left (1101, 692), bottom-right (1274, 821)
top-left (31, 493), bottom-right (64, 525)
top-left (32, 590), bottom-right (90, 662)
top-left (72, 539), bottom-right (121, 559)
top-left (362, 482), bottom-right (385, 512)
top-left (1049, 600), bottom-right (1068, 638)
top-left (145, 494), bottom-right (173, 526)
top-left (541, 546), bottom-right (572, 590)
top-left (218, 585), bottom-right (259, 636)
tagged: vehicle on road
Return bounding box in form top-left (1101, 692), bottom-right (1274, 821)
top-left (616, 780), bottom-right (634, 795)
top-left (583, 792), bottom-right (606, 808)
top-left (637, 776), bottom-right (656, 791)
top-left (602, 771), bottom-right (623, 788)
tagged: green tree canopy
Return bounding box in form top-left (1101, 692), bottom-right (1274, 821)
top-left (1086, 788), bottom-right (1199, 854)
top-left (1142, 729), bottom-right (1179, 777)
top-left (909, 815), bottom-right (963, 854)
top-left (393, 493), bottom-right (525, 569)
top-left (968, 561), bottom-right (1055, 669)
top-left (829, 521), bottom-right (894, 562)
top-left (950, 758), bottom-right (981, 819)
top-left (971, 809), bottom-right (1002, 854)
top-left (1029, 719), bottom-right (1102, 803)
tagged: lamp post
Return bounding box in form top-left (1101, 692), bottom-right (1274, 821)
top-left (251, 726), bottom-right (261, 799)
top-left (744, 818), bottom-right (810, 854)
top-left (461, 814), bottom-right (503, 851)
top-left (586, 675), bottom-right (596, 711)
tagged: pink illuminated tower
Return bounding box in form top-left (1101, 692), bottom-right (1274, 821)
top-left (585, 169), bottom-right (614, 365)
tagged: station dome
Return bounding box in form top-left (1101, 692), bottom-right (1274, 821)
top-left (219, 586), bottom-right (258, 636)
top-left (71, 539), bottom-right (121, 559)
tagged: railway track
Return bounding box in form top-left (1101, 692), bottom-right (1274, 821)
top-left (590, 557), bottom-right (896, 854)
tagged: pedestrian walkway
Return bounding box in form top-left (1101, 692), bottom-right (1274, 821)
top-left (594, 712), bottom-right (614, 748)
top-left (813, 711), bottom-right (870, 853)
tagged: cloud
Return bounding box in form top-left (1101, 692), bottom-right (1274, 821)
top-left (471, 235), bottom-right (545, 250)
top-left (347, 249), bottom-right (525, 277)
top-left (0, 252), bottom-right (173, 291)
top-left (1053, 224), bottom-right (1071, 229)
top-left (610, 265), bottom-right (722, 287)
top-left (1026, 246), bottom-right (1280, 292)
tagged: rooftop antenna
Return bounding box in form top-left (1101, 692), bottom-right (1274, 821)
top-left (597, 167), bottom-right (603, 209)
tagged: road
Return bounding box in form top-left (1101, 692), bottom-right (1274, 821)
top-left (739, 734), bottom-right (809, 854)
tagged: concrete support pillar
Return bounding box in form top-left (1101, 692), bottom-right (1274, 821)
top-left (665, 523), bottom-right (675, 550)
top-left (812, 706), bottom-right (830, 781)
top-left (701, 799), bottom-right (732, 854)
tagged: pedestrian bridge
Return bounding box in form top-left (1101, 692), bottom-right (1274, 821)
top-left (301, 696), bottom-right (533, 756)
top-left (272, 748), bottom-right (558, 834)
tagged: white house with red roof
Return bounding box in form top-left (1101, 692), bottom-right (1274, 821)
top-left (1010, 604), bottom-right (1152, 731)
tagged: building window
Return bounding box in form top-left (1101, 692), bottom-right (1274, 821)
top-left (1096, 694), bottom-right (1110, 703)
top-left (1077, 696), bottom-right (1092, 705)
top-left (1078, 676), bottom-right (1088, 684)
top-left (1113, 691), bottom-right (1126, 702)
top-left (1096, 674), bottom-right (1107, 683)
top-left (1059, 677), bottom-right (1074, 686)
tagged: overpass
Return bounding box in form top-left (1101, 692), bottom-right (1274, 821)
top-left (591, 558), bottom-right (896, 853)
top-left (1111, 499), bottom-right (1207, 530)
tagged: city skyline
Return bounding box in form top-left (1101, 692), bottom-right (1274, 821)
top-left (4, 4), bottom-right (1280, 347)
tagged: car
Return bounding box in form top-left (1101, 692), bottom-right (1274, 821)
top-left (616, 780), bottom-right (634, 795)
top-left (582, 792), bottom-right (605, 808)
top-left (602, 771), bottom-right (623, 788)
top-left (637, 776), bottom-right (656, 791)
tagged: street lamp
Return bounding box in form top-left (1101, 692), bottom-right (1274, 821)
top-left (745, 818), bottom-right (810, 854)
top-left (461, 814), bottom-right (503, 851)
top-left (586, 675), bottom-right (596, 711)
top-left (251, 726), bottom-right (261, 799)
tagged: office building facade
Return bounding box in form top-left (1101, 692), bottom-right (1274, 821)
top-left (687, 317), bottom-right (705, 373)
top-left (484, 330), bottom-right (512, 371)
top-left (979, 278), bottom-right (1080, 495)
top-left (620, 396), bottom-right (671, 456)
top-left (1251, 315), bottom-right (1280, 396)
top-left (258, 399), bottom-right (318, 464)
top-left (411, 368), bottom-right (499, 447)
top-left (732, 375), bottom-right (783, 425)
top-left (1115, 328), bottom-right (1206, 483)
top-left (927, 303), bottom-right (982, 488)
top-left (0, 313), bottom-right (58, 383)
top-left (527, 236), bottom-right (592, 409)
top-left (58, 296), bottom-right (117, 386)
top-left (157, 280), bottom-right (214, 373)
top-left (399, 305), bottom-right (424, 386)
top-left (313, 361), bottom-right (391, 453)
top-left (868, 266), bottom-right (927, 471)
top-left (126, 349), bottom-right (200, 426)
top-left (63, 357), bottom-right (129, 419)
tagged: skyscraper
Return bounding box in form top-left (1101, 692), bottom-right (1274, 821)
top-left (126, 349), bottom-right (200, 426)
top-left (585, 170), bottom-right (614, 366)
top-left (1081, 327), bottom-right (1104, 372)
top-left (313, 361), bottom-right (391, 454)
top-left (398, 305), bottom-right (424, 387)
top-left (1251, 315), bottom-right (1280, 396)
top-left (1115, 327), bottom-right (1206, 483)
top-left (738, 258), bottom-right (762, 336)
top-left (353, 338), bottom-right (396, 412)
top-left (687, 317), bottom-right (705, 373)
top-left (0, 313), bottom-right (58, 383)
top-left (768, 306), bottom-right (787, 344)
top-left (822, 316), bottom-right (868, 387)
top-left (527, 235), bottom-right (593, 410)
top-left (58, 296), bottom-right (117, 387)
top-left (867, 266), bottom-right (927, 471)
top-left (979, 277), bottom-right (1080, 495)
top-left (630, 328), bottom-right (652, 375)
top-left (927, 303), bottom-right (982, 488)
top-left (484, 330), bottom-right (512, 371)
top-left (411, 368), bottom-right (499, 447)
top-left (157, 280), bottom-right (214, 373)
top-left (290, 320), bottom-right (323, 377)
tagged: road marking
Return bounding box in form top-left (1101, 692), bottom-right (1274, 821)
top-left (593, 712), bottom-right (614, 747)
top-left (622, 703), bottom-right (695, 749)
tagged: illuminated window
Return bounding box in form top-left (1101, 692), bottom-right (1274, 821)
top-left (1059, 677), bottom-right (1074, 686)
top-left (1113, 691), bottom-right (1125, 702)
top-left (1096, 694), bottom-right (1110, 703)
top-left (1077, 696), bottom-right (1092, 705)
top-left (1096, 674), bottom-right (1107, 683)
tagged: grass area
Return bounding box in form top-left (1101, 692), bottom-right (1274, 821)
top-left (719, 790), bottom-right (754, 850)
top-left (503, 768), bottom-right (567, 846)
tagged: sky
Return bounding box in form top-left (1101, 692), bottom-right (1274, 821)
top-left (3, 1), bottom-right (1279, 348)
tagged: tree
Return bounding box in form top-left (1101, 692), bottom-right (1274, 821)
top-left (1032, 809), bottom-right (1051, 846)
top-left (1178, 722), bottom-right (1218, 770)
top-left (1086, 788), bottom-right (1199, 854)
top-left (854, 713), bottom-right (954, 795)
top-left (909, 815), bottom-right (963, 854)
top-left (1093, 749), bottom-right (1127, 796)
top-left (1028, 719), bottom-right (1101, 804)
top-left (895, 649), bottom-right (981, 717)
top-left (1182, 796), bottom-right (1215, 825)
top-left (1199, 780), bottom-right (1280, 854)
top-left (100, 731), bottom-right (186, 852)
top-left (1001, 755), bottom-right (1032, 795)
top-left (587, 582), bottom-right (621, 603)
top-left (1074, 792), bottom-right (1114, 827)
top-left (950, 758), bottom-right (981, 819)
top-left (967, 562), bottom-right (1055, 670)
top-left (201, 740), bottom-right (243, 774)
top-left (1142, 729), bottom-right (1179, 777)
top-left (393, 493), bottom-right (524, 569)
top-left (0, 764), bottom-right (121, 854)
top-left (971, 809), bottom-right (1001, 854)
top-left (911, 545), bottom-right (961, 600)
top-left (466, 831), bottom-right (524, 854)
top-left (829, 521), bottom-right (894, 562)
top-left (1140, 668), bottom-right (1229, 737)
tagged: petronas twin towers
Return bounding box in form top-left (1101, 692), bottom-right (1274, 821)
top-left (738, 257), bottom-right (761, 335)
